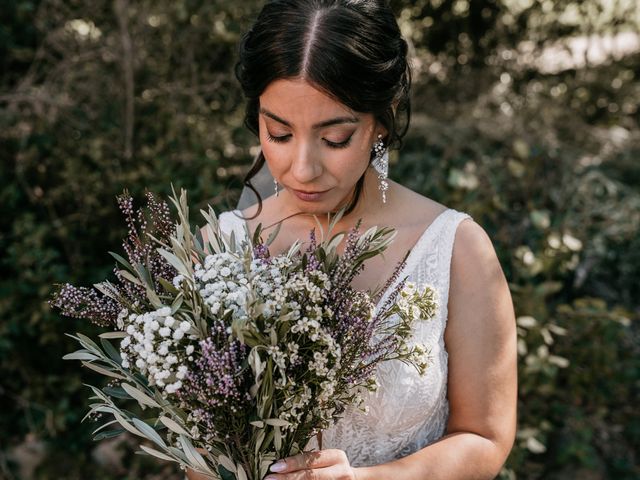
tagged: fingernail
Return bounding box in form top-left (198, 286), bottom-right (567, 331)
top-left (270, 461), bottom-right (287, 473)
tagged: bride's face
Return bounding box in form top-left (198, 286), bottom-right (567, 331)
top-left (258, 77), bottom-right (384, 213)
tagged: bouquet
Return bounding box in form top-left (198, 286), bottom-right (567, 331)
top-left (50, 188), bottom-right (438, 479)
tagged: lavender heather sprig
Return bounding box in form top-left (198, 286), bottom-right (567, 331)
top-left (49, 283), bottom-right (121, 327)
top-left (116, 190), bottom-right (177, 295)
top-left (178, 323), bottom-right (252, 441)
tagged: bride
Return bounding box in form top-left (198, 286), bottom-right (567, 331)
top-left (190, 1), bottom-right (517, 479)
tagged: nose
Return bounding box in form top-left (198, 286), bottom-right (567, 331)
top-left (290, 141), bottom-right (323, 184)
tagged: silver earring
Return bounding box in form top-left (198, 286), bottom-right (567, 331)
top-left (274, 178), bottom-right (279, 197)
top-left (372, 134), bottom-right (389, 203)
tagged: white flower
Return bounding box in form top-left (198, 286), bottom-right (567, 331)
top-left (166, 354), bottom-right (178, 365)
top-left (180, 321), bottom-right (191, 332)
top-left (159, 327), bottom-right (171, 337)
top-left (173, 329), bottom-right (185, 340)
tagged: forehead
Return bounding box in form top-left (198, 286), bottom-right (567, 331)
top-left (259, 77), bottom-right (357, 121)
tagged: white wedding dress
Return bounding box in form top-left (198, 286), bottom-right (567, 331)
top-left (217, 208), bottom-right (473, 467)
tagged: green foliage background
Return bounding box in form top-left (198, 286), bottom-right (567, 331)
top-left (1, 0), bottom-right (638, 478)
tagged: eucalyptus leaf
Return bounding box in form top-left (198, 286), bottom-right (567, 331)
top-left (264, 418), bottom-right (290, 427)
top-left (265, 221), bottom-right (283, 246)
top-left (81, 361), bottom-right (126, 380)
top-left (93, 428), bottom-right (126, 441)
top-left (236, 464), bottom-right (248, 480)
top-left (158, 249), bottom-right (190, 277)
top-left (139, 444), bottom-right (176, 462)
top-left (99, 331), bottom-right (128, 339)
top-left (63, 351), bottom-right (100, 361)
top-left (108, 251), bottom-right (135, 272)
top-left (121, 383), bottom-right (160, 408)
top-left (159, 416), bottom-right (191, 437)
top-left (92, 418), bottom-right (118, 435)
top-left (117, 269), bottom-right (145, 287)
top-left (217, 454), bottom-right (237, 473)
top-left (158, 277), bottom-right (179, 294)
top-left (145, 286), bottom-right (163, 309)
top-left (100, 338), bottom-right (122, 364)
top-left (179, 435), bottom-right (210, 473)
top-left (132, 418), bottom-right (166, 448)
top-left (113, 411), bottom-right (143, 437)
top-left (273, 425), bottom-right (282, 450)
top-left (103, 386), bottom-right (131, 400)
top-left (74, 333), bottom-right (101, 353)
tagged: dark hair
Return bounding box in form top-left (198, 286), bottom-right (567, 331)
top-left (235, 0), bottom-right (412, 219)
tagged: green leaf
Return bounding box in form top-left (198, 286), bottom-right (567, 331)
top-left (158, 249), bottom-right (190, 277)
top-left (74, 332), bottom-right (101, 353)
top-left (113, 411), bottom-right (143, 438)
top-left (132, 418), bottom-right (166, 448)
top-left (117, 269), bottom-right (145, 287)
top-left (179, 435), bottom-right (210, 473)
top-left (63, 351), bottom-right (100, 361)
top-left (171, 294), bottom-right (184, 314)
top-left (217, 454), bottom-right (237, 473)
top-left (265, 221), bottom-right (283, 246)
top-left (139, 444), bottom-right (176, 462)
top-left (264, 418), bottom-right (290, 427)
top-left (158, 277), bottom-right (179, 295)
top-left (145, 286), bottom-right (164, 309)
top-left (100, 338), bottom-right (122, 364)
top-left (93, 429), bottom-right (125, 441)
top-left (273, 425), bottom-right (282, 451)
top-left (81, 361), bottom-right (126, 380)
top-left (103, 386), bottom-right (131, 400)
top-left (159, 416), bottom-right (191, 437)
top-left (236, 464), bottom-right (248, 480)
top-left (99, 331), bottom-right (128, 339)
top-left (109, 251), bottom-right (135, 273)
top-left (121, 383), bottom-right (161, 408)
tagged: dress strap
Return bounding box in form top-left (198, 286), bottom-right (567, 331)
top-left (437, 210), bottom-right (473, 328)
top-left (217, 210), bottom-right (248, 241)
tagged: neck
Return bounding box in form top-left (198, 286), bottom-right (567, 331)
top-left (276, 167), bottom-right (386, 234)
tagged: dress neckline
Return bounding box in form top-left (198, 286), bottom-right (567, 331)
top-left (228, 208), bottom-right (452, 309)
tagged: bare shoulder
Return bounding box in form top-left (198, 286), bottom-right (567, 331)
top-left (444, 216), bottom-right (517, 370)
top-left (447, 218), bottom-right (511, 327)
top-left (444, 216), bottom-right (517, 458)
top-left (387, 180), bottom-right (449, 226)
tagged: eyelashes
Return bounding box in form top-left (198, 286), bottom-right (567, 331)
top-left (266, 132), bottom-right (353, 149)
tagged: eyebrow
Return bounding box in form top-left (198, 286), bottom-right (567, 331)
top-left (259, 107), bottom-right (359, 129)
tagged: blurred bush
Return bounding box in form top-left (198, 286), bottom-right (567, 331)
top-left (1, 0), bottom-right (638, 478)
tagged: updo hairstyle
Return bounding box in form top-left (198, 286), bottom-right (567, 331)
top-left (235, 0), bottom-right (412, 217)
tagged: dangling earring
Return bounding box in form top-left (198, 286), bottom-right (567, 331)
top-left (371, 133), bottom-right (389, 204)
top-left (274, 178), bottom-right (279, 197)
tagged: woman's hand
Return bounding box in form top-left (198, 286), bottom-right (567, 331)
top-left (264, 449), bottom-right (357, 480)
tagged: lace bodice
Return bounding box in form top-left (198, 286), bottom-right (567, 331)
top-left (217, 208), bottom-right (472, 468)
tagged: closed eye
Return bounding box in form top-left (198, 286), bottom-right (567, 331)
top-left (266, 133), bottom-right (291, 144)
top-left (266, 132), bottom-right (353, 149)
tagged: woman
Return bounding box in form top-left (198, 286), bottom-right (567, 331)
top-left (190, 1), bottom-right (517, 479)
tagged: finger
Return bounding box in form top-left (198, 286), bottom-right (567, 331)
top-left (270, 449), bottom-right (349, 473)
top-left (266, 464), bottom-right (349, 480)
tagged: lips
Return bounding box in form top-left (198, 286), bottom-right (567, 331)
top-left (290, 187), bottom-right (332, 202)
top-left (293, 188), bottom-right (330, 194)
